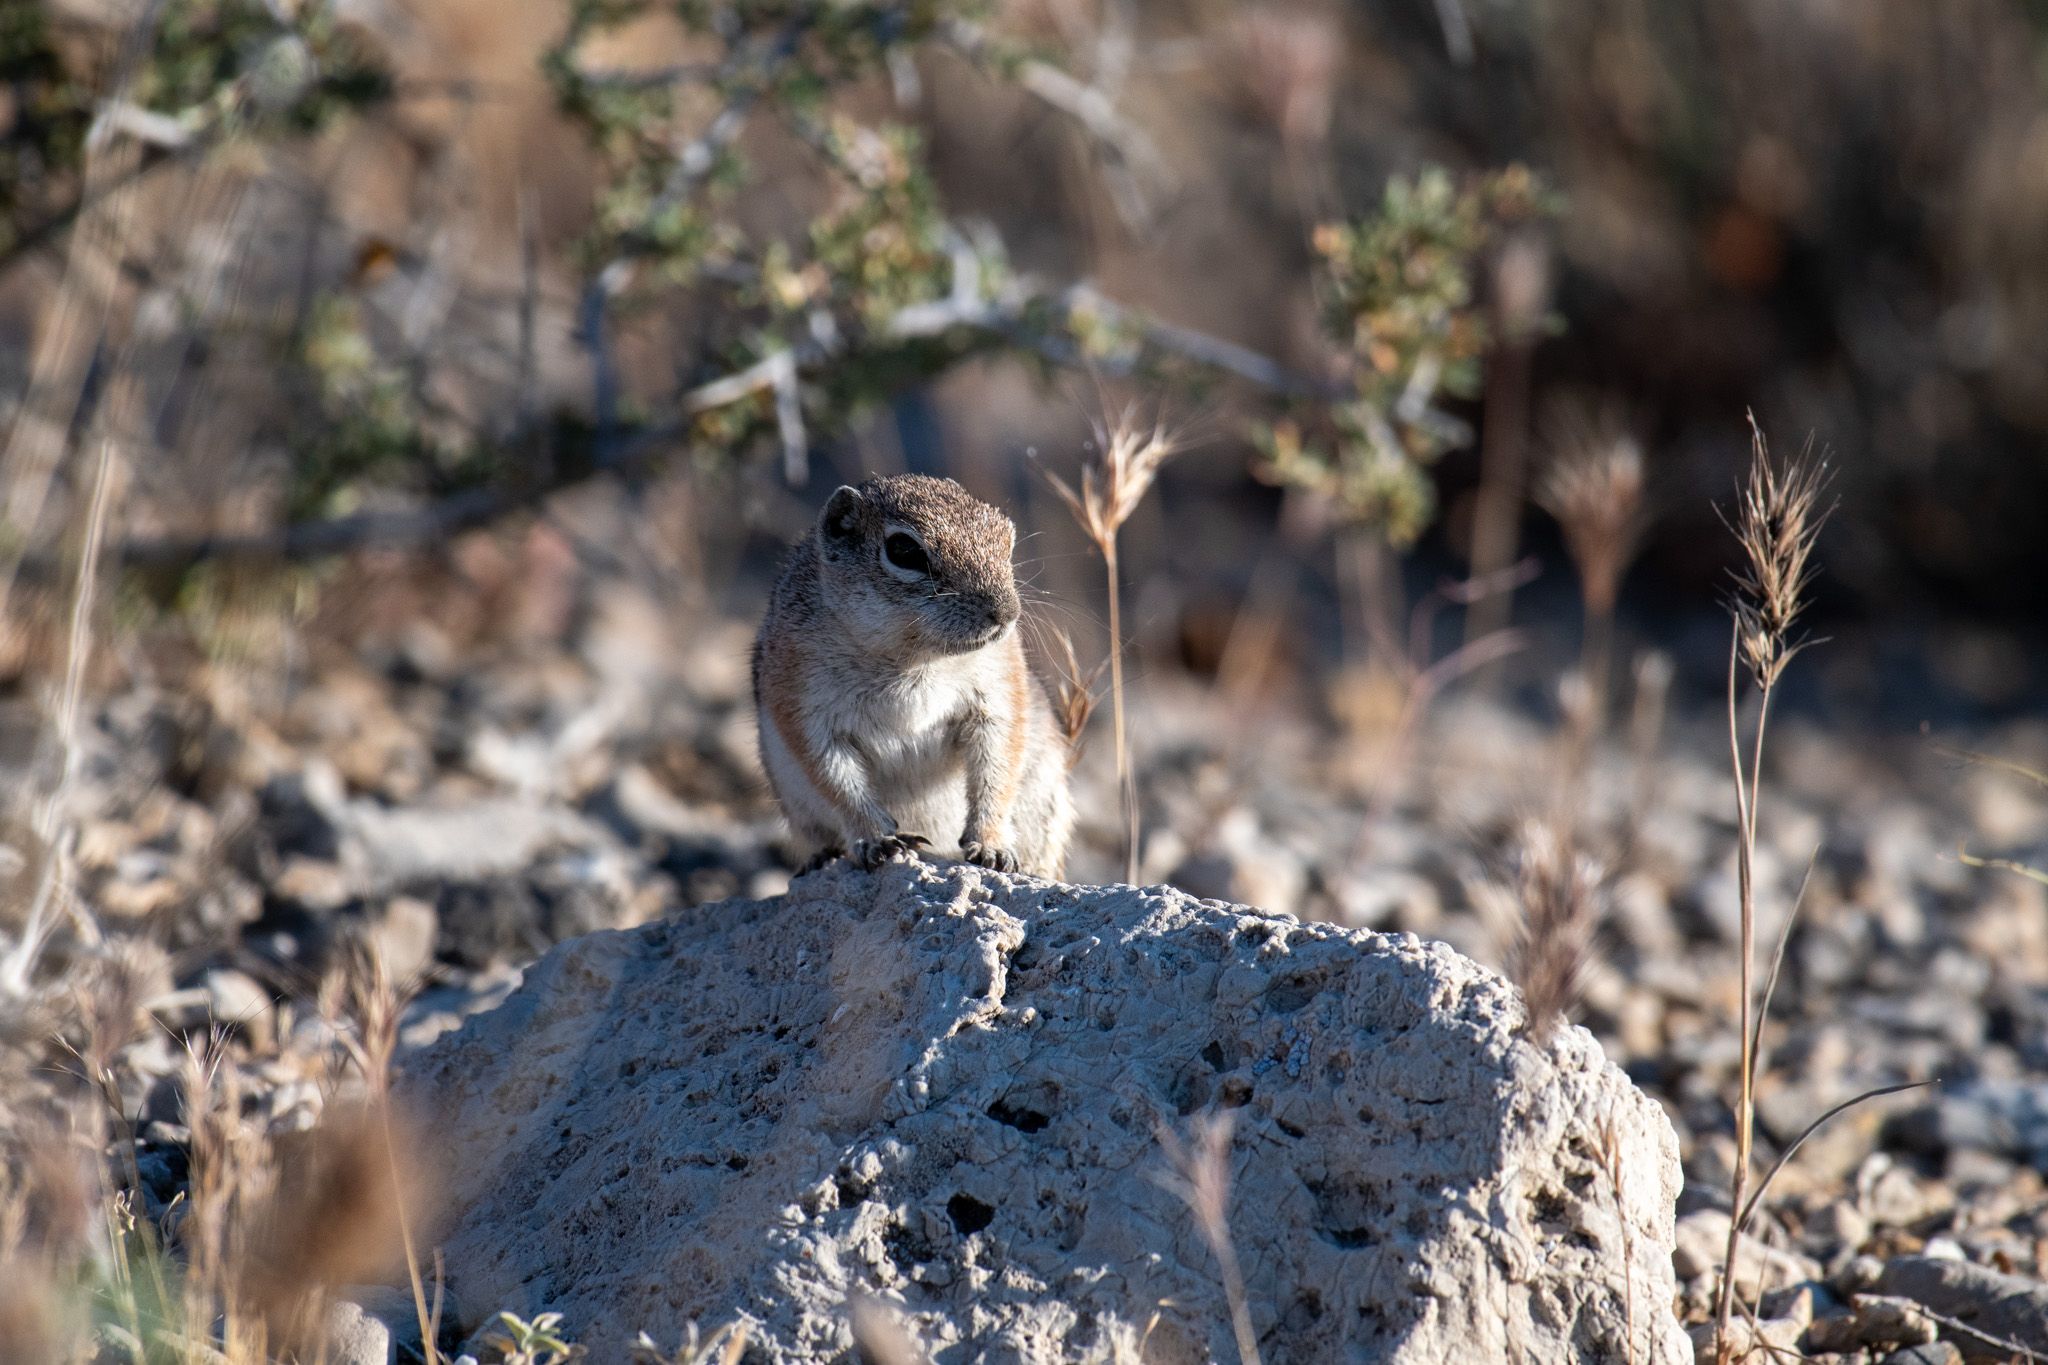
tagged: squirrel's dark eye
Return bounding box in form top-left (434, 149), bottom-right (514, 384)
top-left (883, 533), bottom-right (930, 575)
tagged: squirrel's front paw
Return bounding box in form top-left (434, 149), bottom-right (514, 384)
top-left (851, 832), bottom-right (929, 870)
top-left (960, 840), bottom-right (1019, 873)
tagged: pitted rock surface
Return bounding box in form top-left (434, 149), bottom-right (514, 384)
top-left (403, 861), bottom-right (1688, 1363)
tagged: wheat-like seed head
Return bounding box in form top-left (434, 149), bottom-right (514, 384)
top-left (1537, 404), bottom-right (1646, 617)
top-left (1508, 820), bottom-right (1603, 1046)
top-left (1726, 415), bottom-right (1831, 692)
top-left (1043, 626), bottom-right (1104, 757)
top-left (1043, 413), bottom-right (1180, 553)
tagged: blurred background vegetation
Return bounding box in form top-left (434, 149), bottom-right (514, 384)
top-left (6, 0), bottom-right (2048, 721)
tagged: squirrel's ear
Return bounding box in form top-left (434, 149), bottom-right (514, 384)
top-left (821, 485), bottom-right (864, 541)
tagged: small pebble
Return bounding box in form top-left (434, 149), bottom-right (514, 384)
top-left (1881, 1345), bottom-right (1963, 1365)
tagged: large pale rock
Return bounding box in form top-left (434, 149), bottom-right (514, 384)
top-left (404, 862), bottom-right (1687, 1363)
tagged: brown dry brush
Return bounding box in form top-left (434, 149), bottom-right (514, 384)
top-left (331, 943), bottom-right (445, 1364)
top-left (23, 943), bottom-right (438, 1362)
top-left (1711, 416), bottom-right (1830, 1365)
top-left (0, 1119), bottom-right (97, 1361)
top-left (186, 948), bottom-right (439, 1364)
top-left (238, 1104), bottom-right (426, 1354)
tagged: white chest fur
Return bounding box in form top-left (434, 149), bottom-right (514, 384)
top-left (823, 647), bottom-right (988, 781)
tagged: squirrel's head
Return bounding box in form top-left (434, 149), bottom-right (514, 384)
top-left (814, 475), bottom-right (1022, 657)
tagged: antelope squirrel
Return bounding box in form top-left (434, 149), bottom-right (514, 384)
top-left (753, 474), bottom-right (1074, 878)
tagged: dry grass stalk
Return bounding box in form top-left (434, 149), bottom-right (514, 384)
top-left (181, 1034), bottom-right (274, 1362)
top-left (0, 432), bottom-right (122, 997)
top-left (0, 1117), bottom-right (96, 1361)
top-left (1460, 240), bottom-right (1547, 674)
top-left (1591, 1110), bottom-right (1636, 1365)
top-left (1934, 740), bottom-right (2048, 887)
top-left (849, 1297), bottom-right (930, 1365)
top-left (1344, 558), bottom-right (1534, 849)
top-left (1042, 412), bottom-right (1180, 882)
top-left (1507, 821), bottom-right (1602, 1045)
top-left (1725, 418), bottom-right (1829, 694)
top-left (1155, 1112), bottom-right (1262, 1365)
top-left (1620, 650), bottom-right (1673, 857)
top-left (1043, 625), bottom-right (1105, 765)
top-left (1737, 1079), bottom-right (1935, 1237)
top-left (631, 1322), bottom-right (752, 1364)
top-left (70, 945), bottom-right (444, 1364)
top-left (1538, 403), bottom-right (1646, 733)
top-left (333, 945), bottom-right (443, 1365)
top-left (1712, 417), bottom-right (1829, 1365)
top-left (1955, 844), bottom-right (2048, 888)
top-left (1539, 409), bottom-right (1646, 622)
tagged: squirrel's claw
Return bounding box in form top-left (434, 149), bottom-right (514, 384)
top-left (960, 841), bottom-right (1019, 874)
top-left (851, 832), bottom-right (928, 870)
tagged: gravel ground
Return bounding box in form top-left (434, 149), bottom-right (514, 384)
top-left (2, 573), bottom-right (2044, 1363)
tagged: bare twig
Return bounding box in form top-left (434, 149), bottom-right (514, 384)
top-left (1462, 234), bottom-right (1549, 672)
top-left (0, 432), bottom-right (120, 994)
top-left (0, 85), bottom-right (150, 616)
top-left (1897, 1303), bottom-right (2046, 1364)
top-left (52, 279), bottom-right (1312, 577)
top-left (620, 20), bottom-right (810, 262)
top-left (941, 17), bottom-right (1169, 226)
top-left (1432, 0), bottom-right (1476, 65)
top-left (515, 186), bottom-right (542, 450)
top-left (571, 17), bottom-right (811, 468)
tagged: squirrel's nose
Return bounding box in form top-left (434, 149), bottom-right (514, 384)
top-left (990, 594), bottom-right (1020, 629)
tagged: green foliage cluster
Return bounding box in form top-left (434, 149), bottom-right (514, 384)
top-left (291, 296), bottom-right (502, 521)
top-left (5, 4), bottom-right (400, 519)
top-left (490, 1310), bottom-right (587, 1365)
top-left (0, 7), bottom-right (93, 257)
top-left (7, 0), bottom-right (1552, 553)
top-left (1261, 165), bottom-right (1555, 545)
top-left (546, 0), bottom-right (1003, 457)
top-left (1, 0), bottom-right (387, 259)
top-left (136, 0), bottom-right (389, 135)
